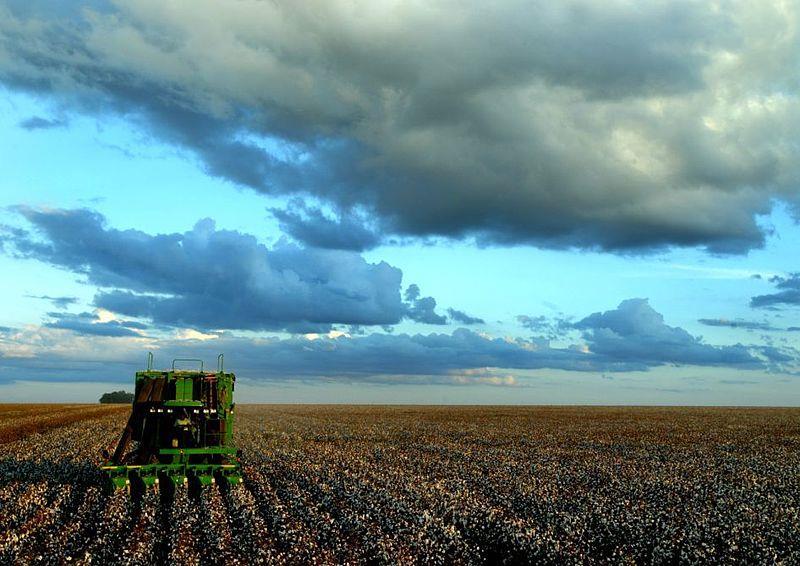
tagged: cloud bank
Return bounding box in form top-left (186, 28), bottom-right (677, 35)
top-left (0, 298), bottom-right (786, 387)
top-left (4, 208), bottom-right (790, 384)
top-left (575, 299), bottom-right (761, 368)
top-left (1, 1), bottom-right (798, 252)
top-left (4, 207), bottom-right (451, 332)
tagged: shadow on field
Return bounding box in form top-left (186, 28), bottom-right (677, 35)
top-left (0, 457), bottom-right (105, 488)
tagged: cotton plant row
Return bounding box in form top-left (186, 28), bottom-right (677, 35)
top-left (0, 406), bottom-right (798, 564)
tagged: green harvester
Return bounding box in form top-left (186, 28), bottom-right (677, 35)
top-left (102, 353), bottom-right (241, 491)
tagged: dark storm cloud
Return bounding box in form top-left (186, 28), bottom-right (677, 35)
top-left (1, 1), bottom-right (796, 253)
top-left (18, 116), bottom-right (67, 130)
top-left (26, 294), bottom-right (79, 309)
top-left (575, 299), bottom-right (761, 368)
top-left (750, 274), bottom-right (800, 308)
top-left (5, 207), bottom-right (452, 331)
top-left (270, 200), bottom-right (382, 251)
top-left (43, 311), bottom-right (145, 337)
top-left (446, 308), bottom-right (484, 326)
top-left (698, 318), bottom-right (776, 331)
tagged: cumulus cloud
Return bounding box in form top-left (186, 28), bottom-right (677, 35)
top-left (404, 284), bottom-right (447, 325)
top-left (750, 273), bottom-right (800, 308)
top-left (1, 1), bottom-right (797, 252)
top-left (575, 299), bottom-right (761, 368)
top-left (446, 308), bottom-right (484, 325)
top-left (5, 207), bottom-right (455, 331)
top-left (6, 207), bottom-right (409, 331)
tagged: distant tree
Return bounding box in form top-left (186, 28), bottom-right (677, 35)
top-left (99, 390), bottom-right (134, 404)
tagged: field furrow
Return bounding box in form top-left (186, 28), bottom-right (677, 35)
top-left (0, 404), bottom-right (797, 564)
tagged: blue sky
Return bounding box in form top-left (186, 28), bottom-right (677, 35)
top-left (0, 1), bottom-right (798, 404)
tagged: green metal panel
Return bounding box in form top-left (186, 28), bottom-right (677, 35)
top-left (163, 400), bottom-right (203, 407)
top-left (159, 447), bottom-right (237, 455)
top-left (176, 376), bottom-right (191, 401)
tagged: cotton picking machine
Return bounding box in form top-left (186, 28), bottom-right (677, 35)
top-left (102, 353), bottom-right (242, 491)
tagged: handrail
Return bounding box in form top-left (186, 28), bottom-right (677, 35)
top-left (217, 353), bottom-right (224, 373)
top-left (172, 358), bottom-right (204, 372)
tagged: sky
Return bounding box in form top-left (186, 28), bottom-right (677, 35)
top-left (0, 0), bottom-right (798, 404)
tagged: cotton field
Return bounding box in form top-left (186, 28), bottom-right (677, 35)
top-left (0, 404), bottom-right (798, 564)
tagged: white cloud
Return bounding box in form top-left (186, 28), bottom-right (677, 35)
top-left (175, 328), bottom-right (219, 341)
